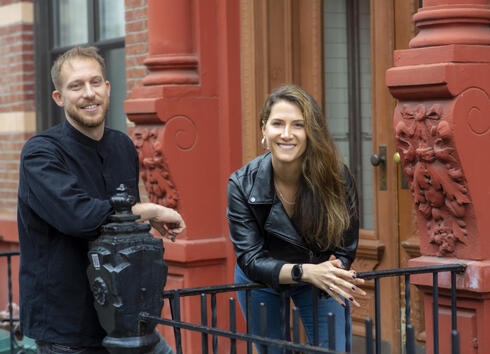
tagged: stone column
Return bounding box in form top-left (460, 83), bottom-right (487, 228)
top-left (124, 0), bottom-right (242, 351)
top-left (386, 1), bottom-right (490, 353)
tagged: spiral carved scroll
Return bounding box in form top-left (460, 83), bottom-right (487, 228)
top-left (132, 127), bottom-right (179, 208)
top-left (395, 104), bottom-right (472, 256)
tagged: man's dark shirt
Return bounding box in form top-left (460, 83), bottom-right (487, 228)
top-left (17, 121), bottom-right (140, 346)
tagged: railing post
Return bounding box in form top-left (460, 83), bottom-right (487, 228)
top-left (211, 293), bottom-right (218, 353)
top-left (374, 278), bottom-right (381, 354)
top-left (327, 312), bottom-right (336, 350)
top-left (259, 302), bottom-right (268, 354)
top-left (200, 294), bottom-right (208, 354)
top-left (7, 254), bottom-right (14, 354)
top-left (365, 317), bottom-right (374, 354)
top-left (229, 297), bottom-right (237, 354)
top-left (345, 301), bottom-right (351, 352)
top-left (86, 185), bottom-right (167, 353)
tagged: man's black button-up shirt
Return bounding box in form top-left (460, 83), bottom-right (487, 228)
top-left (17, 121), bottom-right (140, 346)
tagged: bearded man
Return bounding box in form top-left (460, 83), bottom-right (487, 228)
top-left (17, 46), bottom-right (183, 353)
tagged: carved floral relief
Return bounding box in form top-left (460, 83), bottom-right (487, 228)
top-left (132, 126), bottom-right (179, 208)
top-left (395, 104), bottom-right (471, 256)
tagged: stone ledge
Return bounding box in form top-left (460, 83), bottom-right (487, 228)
top-left (409, 255), bottom-right (490, 293)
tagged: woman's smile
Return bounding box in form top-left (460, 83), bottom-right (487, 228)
top-left (262, 100), bottom-right (307, 166)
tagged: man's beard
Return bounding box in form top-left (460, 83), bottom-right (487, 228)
top-left (66, 100), bottom-right (108, 128)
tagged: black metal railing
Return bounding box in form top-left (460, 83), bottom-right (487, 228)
top-left (1, 250), bottom-right (20, 354)
top-left (139, 263), bottom-right (466, 354)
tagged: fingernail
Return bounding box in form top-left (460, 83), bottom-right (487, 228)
top-left (352, 275), bottom-right (357, 279)
top-left (349, 297), bottom-right (354, 302)
top-left (352, 286), bottom-right (356, 291)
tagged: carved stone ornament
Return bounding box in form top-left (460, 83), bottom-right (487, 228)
top-left (132, 126), bottom-right (179, 208)
top-left (395, 103), bottom-right (472, 256)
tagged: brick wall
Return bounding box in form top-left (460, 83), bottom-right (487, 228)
top-left (125, 0), bottom-right (148, 96)
top-left (125, 0), bottom-right (150, 201)
top-left (0, 0), bottom-right (35, 217)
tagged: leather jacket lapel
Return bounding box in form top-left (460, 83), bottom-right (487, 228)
top-left (248, 153), bottom-right (274, 204)
top-left (248, 153), bottom-right (304, 247)
top-left (264, 201), bottom-right (304, 247)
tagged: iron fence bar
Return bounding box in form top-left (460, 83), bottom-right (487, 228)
top-left (327, 312), bottom-right (335, 350)
top-left (211, 293), bottom-right (218, 354)
top-left (170, 291), bottom-right (183, 354)
top-left (163, 282), bottom-right (263, 298)
top-left (405, 273), bottom-right (411, 354)
top-left (451, 270), bottom-right (459, 354)
top-left (451, 271), bottom-right (457, 331)
top-left (280, 290), bottom-right (288, 343)
top-left (313, 287), bottom-right (319, 346)
top-left (259, 302), bottom-right (268, 354)
top-left (292, 307), bottom-right (300, 348)
top-left (452, 330), bottom-right (460, 354)
top-left (0, 251), bottom-right (20, 257)
top-left (229, 297), bottom-right (237, 354)
top-left (201, 294), bottom-right (208, 354)
top-left (405, 273), bottom-right (411, 326)
top-left (365, 318), bottom-right (374, 354)
top-left (375, 278), bottom-right (381, 354)
top-left (433, 272), bottom-right (439, 354)
top-left (345, 302), bottom-right (351, 352)
top-left (141, 314), bottom-right (346, 353)
top-left (358, 264), bottom-right (466, 280)
top-left (7, 254), bottom-right (14, 354)
top-left (406, 324), bottom-right (415, 354)
top-left (246, 288), bottom-right (252, 354)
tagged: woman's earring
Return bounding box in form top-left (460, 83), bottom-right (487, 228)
top-left (261, 137), bottom-right (267, 150)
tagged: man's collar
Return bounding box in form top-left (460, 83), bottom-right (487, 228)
top-left (63, 120), bottom-right (106, 148)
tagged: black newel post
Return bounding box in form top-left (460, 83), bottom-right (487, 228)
top-left (87, 184), bottom-right (168, 353)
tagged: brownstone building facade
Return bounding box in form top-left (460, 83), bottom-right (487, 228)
top-left (1, 1), bottom-right (489, 353)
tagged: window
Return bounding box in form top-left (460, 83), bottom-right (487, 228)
top-left (34, 0), bottom-right (126, 132)
top-left (323, 0), bottom-right (373, 229)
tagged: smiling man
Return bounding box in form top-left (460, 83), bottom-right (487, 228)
top-left (17, 46), bottom-right (183, 354)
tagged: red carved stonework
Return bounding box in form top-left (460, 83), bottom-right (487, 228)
top-left (387, 1), bottom-right (490, 353)
top-left (132, 126), bottom-right (179, 208)
top-left (395, 103), bottom-right (472, 256)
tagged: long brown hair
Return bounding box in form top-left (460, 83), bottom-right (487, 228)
top-left (260, 84), bottom-right (356, 249)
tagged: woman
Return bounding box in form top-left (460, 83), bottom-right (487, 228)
top-left (227, 85), bottom-right (365, 352)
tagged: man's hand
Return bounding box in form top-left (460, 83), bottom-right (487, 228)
top-left (131, 203), bottom-right (186, 241)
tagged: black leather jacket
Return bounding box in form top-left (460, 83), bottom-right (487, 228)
top-left (227, 152), bottom-right (359, 290)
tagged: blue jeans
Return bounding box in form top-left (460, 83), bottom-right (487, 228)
top-left (235, 264), bottom-right (350, 353)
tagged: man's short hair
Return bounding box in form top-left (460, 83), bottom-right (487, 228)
top-left (51, 46), bottom-right (106, 91)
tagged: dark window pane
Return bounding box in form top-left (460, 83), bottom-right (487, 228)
top-left (105, 47), bottom-right (127, 132)
top-left (52, 0), bottom-right (88, 48)
top-left (97, 0), bottom-right (125, 40)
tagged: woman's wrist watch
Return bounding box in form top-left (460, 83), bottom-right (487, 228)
top-left (291, 264), bottom-right (303, 282)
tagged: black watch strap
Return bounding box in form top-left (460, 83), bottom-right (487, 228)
top-left (291, 264), bottom-right (303, 282)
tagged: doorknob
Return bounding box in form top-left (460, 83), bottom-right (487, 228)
top-left (371, 145), bottom-right (387, 191)
top-left (393, 152), bottom-right (401, 164)
top-left (370, 153), bottom-right (385, 166)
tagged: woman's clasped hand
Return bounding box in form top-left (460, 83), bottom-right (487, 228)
top-left (301, 256), bottom-right (366, 307)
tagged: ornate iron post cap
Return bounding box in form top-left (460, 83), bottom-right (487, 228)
top-left (87, 184), bottom-right (168, 354)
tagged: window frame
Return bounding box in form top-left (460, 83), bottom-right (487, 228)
top-left (34, 0), bottom-right (125, 132)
